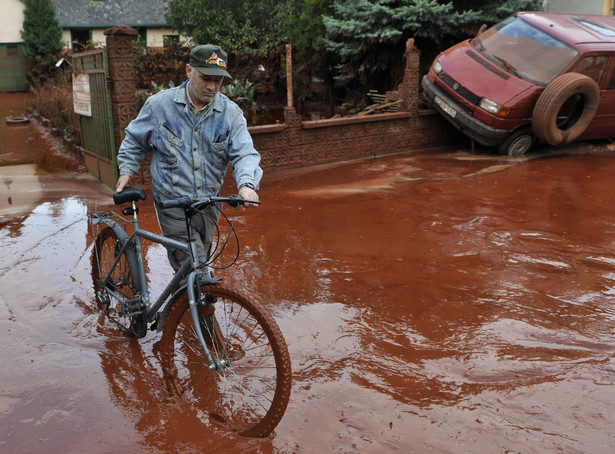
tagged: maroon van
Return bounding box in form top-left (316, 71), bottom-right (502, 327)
top-left (422, 12), bottom-right (615, 155)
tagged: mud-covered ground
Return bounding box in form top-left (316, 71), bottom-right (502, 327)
top-left (2, 92), bottom-right (615, 453)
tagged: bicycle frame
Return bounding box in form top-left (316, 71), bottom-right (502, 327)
top-left (92, 189), bottom-right (291, 438)
top-left (92, 199), bottom-right (221, 368)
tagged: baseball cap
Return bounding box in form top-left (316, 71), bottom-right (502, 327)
top-left (189, 44), bottom-right (232, 79)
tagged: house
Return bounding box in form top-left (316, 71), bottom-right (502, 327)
top-left (53, 0), bottom-right (182, 50)
top-left (0, 0), bottom-right (180, 92)
top-left (545, 0), bottom-right (614, 15)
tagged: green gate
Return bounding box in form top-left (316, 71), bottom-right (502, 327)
top-left (0, 44), bottom-right (29, 92)
top-left (73, 48), bottom-right (117, 189)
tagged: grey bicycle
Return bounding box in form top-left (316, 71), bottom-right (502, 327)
top-left (90, 186), bottom-right (291, 438)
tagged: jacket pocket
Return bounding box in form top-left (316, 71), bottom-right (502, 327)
top-left (152, 125), bottom-right (183, 192)
top-left (209, 140), bottom-right (229, 172)
top-left (157, 125), bottom-right (183, 169)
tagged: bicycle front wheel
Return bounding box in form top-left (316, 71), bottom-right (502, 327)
top-left (91, 226), bottom-right (146, 337)
top-left (160, 285), bottom-right (292, 438)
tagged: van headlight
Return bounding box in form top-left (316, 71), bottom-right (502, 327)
top-left (479, 98), bottom-right (511, 118)
top-left (432, 60), bottom-right (442, 74)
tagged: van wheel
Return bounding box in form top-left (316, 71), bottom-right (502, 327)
top-left (497, 127), bottom-right (536, 156)
top-left (532, 73), bottom-right (599, 146)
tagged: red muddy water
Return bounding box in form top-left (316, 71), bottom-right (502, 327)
top-left (1, 91), bottom-right (615, 453)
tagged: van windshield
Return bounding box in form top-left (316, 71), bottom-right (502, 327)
top-left (471, 16), bottom-right (579, 86)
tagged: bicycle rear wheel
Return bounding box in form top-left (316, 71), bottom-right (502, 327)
top-left (160, 285), bottom-right (292, 437)
top-left (91, 226), bottom-right (146, 337)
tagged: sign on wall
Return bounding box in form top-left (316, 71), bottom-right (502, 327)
top-left (72, 73), bottom-right (92, 116)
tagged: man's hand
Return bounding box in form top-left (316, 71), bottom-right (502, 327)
top-left (238, 186), bottom-right (260, 209)
top-left (116, 174), bottom-right (131, 193)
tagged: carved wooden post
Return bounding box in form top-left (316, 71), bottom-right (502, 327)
top-left (286, 44), bottom-right (293, 108)
top-left (397, 38), bottom-right (421, 116)
top-left (104, 25), bottom-right (138, 155)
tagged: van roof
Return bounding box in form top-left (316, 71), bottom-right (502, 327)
top-left (518, 12), bottom-right (615, 45)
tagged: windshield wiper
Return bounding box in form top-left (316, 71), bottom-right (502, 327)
top-left (492, 55), bottom-right (519, 76)
top-left (472, 38), bottom-right (486, 54)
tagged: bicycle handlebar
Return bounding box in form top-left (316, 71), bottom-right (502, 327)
top-left (159, 194), bottom-right (261, 211)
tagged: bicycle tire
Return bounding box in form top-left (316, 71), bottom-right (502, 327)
top-left (160, 284), bottom-right (292, 438)
top-left (91, 227), bottom-right (147, 337)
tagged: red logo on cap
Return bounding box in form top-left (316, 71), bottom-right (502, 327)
top-left (206, 52), bottom-right (226, 68)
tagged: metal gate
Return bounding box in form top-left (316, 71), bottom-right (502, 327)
top-left (0, 44), bottom-right (29, 92)
top-left (73, 48), bottom-right (117, 189)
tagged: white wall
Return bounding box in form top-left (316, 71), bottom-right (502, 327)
top-left (1, 0), bottom-right (25, 43)
top-left (62, 27), bottom-right (187, 50)
top-left (146, 28), bottom-right (186, 47)
top-left (61, 30), bottom-right (71, 49)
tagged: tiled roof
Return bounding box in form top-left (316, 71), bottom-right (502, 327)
top-left (53, 0), bottom-right (168, 27)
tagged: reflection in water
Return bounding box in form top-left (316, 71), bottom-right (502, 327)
top-left (0, 164), bottom-right (43, 221)
top-left (96, 332), bottom-right (255, 451)
top-left (3, 178), bottom-right (12, 206)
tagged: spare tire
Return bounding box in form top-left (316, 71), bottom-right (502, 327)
top-left (532, 73), bottom-right (599, 146)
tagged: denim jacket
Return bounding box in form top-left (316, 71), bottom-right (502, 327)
top-left (117, 80), bottom-right (262, 200)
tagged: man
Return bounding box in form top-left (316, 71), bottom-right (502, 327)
top-left (116, 44), bottom-right (262, 271)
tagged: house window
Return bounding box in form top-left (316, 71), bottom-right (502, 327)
top-left (71, 29), bottom-right (92, 51)
top-left (163, 35), bottom-right (180, 47)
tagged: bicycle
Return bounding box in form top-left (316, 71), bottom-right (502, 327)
top-left (89, 186), bottom-right (292, 438)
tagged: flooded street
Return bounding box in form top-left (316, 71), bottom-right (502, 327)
top-left (2, 91), bottom-right (615, 453)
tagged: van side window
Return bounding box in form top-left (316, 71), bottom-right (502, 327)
top-left (569, 55), bottom-right (608, 84)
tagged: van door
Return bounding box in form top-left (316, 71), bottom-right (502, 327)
top-left (571, 54), bottom-right (615, 139)
top-left (593, 56), bottom-right (615, 139)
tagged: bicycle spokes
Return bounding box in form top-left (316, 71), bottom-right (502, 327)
top-left (161, 285), bottom-right (291, 437)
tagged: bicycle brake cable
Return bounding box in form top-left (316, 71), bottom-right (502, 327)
top-left (205, 203), bottom-right (241, 270)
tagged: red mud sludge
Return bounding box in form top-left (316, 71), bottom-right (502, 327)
top-left (2, 91), bottom-right (615, 452)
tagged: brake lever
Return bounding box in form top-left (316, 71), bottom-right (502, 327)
top-left (227, 194), bottom-right (241, 208)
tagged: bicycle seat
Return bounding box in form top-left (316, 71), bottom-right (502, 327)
top-left (113, 186), bottom-right (147, 205)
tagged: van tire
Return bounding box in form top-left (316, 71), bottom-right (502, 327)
top-left (532, 73), bottom-right (599, 146)
top-left (497, 127), bottom-right (536, 156)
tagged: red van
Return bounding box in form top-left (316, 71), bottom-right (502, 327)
top-left (422, 12), bottom-right (615, 155)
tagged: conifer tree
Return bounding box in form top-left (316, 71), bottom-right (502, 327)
top-left (323, 0), bottom-right (543, 96)
top-left (20, 0), bottom-right (64, 86)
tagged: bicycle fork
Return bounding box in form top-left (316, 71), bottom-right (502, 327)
top-left (186, 271), bottom-right (231, 371)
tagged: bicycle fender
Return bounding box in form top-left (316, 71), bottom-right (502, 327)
top-left (92, 216), bottom-right (129, 242)
top-left (155, 285), bottom-right (189, 332)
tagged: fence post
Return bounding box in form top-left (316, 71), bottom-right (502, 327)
top-left (286, 44), bottom-right (293, 109)
top-left (397, 38), bottom-right (421, 116)
top-left (104, 25), bottom-right (138, 164)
